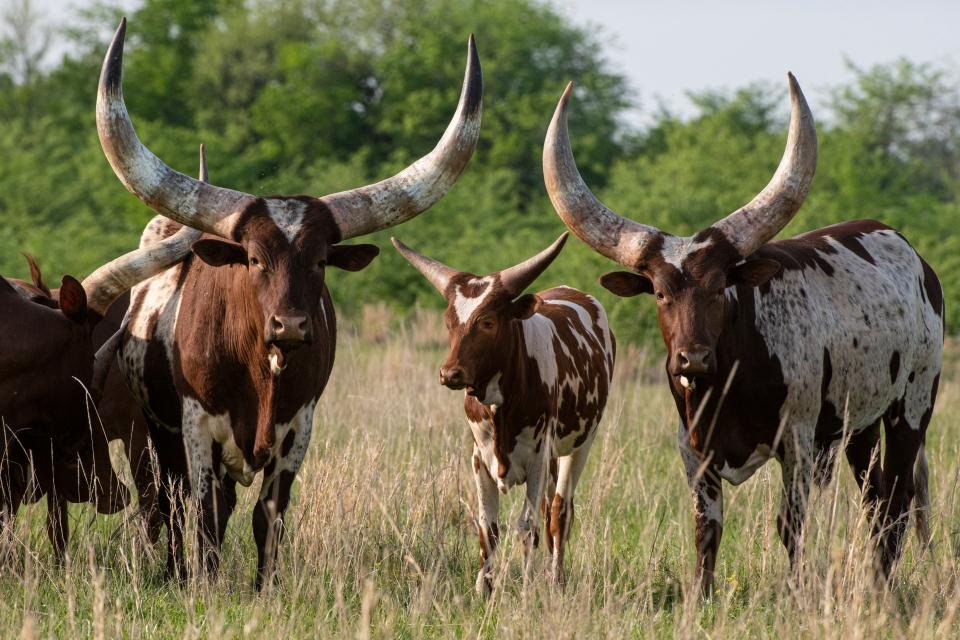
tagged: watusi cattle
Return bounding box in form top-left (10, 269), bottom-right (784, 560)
top-left (393, 233), bottom-right (615, 594)
top-left (544, 74), bottom-right (943, 593)
top-left (96, 18), bottom-right (483, 587)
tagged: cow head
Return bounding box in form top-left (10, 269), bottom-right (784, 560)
top-left (96, 19), bottom-right (483, 372)
top-left (392, 234), bottom-right (567, 405)
top-left (544, 76), bottom-right (816, 389)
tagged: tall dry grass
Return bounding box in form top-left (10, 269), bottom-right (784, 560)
top-left (1, 315), bottom-right (957, 638)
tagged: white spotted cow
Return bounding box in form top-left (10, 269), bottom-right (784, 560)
top-left (392, 233), bottom-right (616, 594)
top-left (544, 74), bottom-right (944, 593)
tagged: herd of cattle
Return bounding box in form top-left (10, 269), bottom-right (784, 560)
top-left (0, 19), bottom-right (945, 597)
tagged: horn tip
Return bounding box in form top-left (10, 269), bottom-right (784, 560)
top-left (390, 237), bottom-right (404, 251)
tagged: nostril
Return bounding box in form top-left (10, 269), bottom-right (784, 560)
top-left (271, 317), bottom-right (284, 333)
top-left (677, 351), bottom-right (690, 368)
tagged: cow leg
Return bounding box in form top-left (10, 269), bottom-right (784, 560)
top-left (845, 420), bottom-right (885, 548)
top-left (181, 400), bottom-right (223, 577)
top-left (123, 419), bottom-right (163, 544)
top-left (45, 492), bottom-right (68, 563)
top-left (144, 416), bottom-right (190, 582)
top-left (879, 396), bottom-right (930, 576)
top-left (518, 453), bottom-right (547, 586)
top-left (677, 423), bottom-right (723, 596)
top-left (549, 436), bottom-right (594, 589)
top-left (253, 403), bottom-right (313, 591)
top-left (541, 458), bottom-right (558, 558)
top-left (776, 446), bottom-right (813, 569)
top-left (472, 446), bottom-right (500, 597)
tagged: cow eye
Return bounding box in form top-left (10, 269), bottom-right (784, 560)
top-left (656, 291), bottom-right (665, 301)
top-left (249, 257), bottom-right (263, 270)
top-left (479, 318), bottom-right (496, 331)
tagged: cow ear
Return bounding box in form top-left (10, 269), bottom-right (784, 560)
top-left (59, 275), bottom-right (88, 323)
top-left (727, 258), bottom-right (782, 288)
top-left (511, 293), bottom-right (541, 319)
top-left (600, 271), bottom-right (653, 297)
top-left (192, 238), bottom-right (247, 267)
top-left (328, 244), bottom-right (379, 272)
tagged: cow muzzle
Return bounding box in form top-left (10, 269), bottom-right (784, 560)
top-left (266, 313), bottom-right (312, 350)
top-left (440, 366), bottom-right (469, 390)
top-left (673, 345), bottom-right (714, 381)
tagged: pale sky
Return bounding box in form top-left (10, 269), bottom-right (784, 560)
top-left (27, 0), bottom-right (960, 126)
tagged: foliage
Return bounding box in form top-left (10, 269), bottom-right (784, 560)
top-left (0, 0), bottom-right (956, 344)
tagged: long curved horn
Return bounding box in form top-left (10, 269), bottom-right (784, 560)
top-left (391, 237), bottom-right (459, 296)
top-left (97, 19), bottom-right (254, 239)
top-left (82, 144), bottom-right (207, 317)
top-left (712, 73), bottom-right (817, 256)
top-left (322, 35), bottom-right (483, 241)
top-left (499, 233), bottom-right (567, 297)
top-left (544, 82), bottom-right (661, 269)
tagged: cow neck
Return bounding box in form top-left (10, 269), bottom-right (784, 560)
top-left (489, 314), bottom-right (541, 429)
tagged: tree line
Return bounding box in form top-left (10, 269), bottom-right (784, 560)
top-left (1, 0), bottom-right (956, 342)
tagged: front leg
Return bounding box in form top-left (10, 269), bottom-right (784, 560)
top-left (518, 453), bottom-right (547, 586)
top-left (549, 434), bottom-right (595, 589)
top-left (678, 423), bottom-right (723, 596)
top-left (472, 446), bottom-right (500, 597)
top-left (253, 403), bottom-right (313, 591)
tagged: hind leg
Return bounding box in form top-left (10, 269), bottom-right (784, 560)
top-left (845, 421), bottom-right (885, 539)
top-left (549, 435), bottom-right (595, 589)
top-left (879, 371), bottom-right (938, 575)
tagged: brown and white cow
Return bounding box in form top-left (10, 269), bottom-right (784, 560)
top-left (1, 217), bottom-right (198, 560)
top-left (95, 19), bottom-right (482, 587)
top-left (544, 75), bottom-right (944, 593)
top-left (393, 233), bottom-right (615, 594)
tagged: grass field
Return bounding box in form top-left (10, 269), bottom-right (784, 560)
top-left (1, 309), bottom-right (957, 639)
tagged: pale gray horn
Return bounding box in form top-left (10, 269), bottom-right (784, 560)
top-left (711, 72), bottom-right (818, 256)
top-left (543, 82), bottom-right (662, 269)
top-left (391, 237), bottom-right (460, 296)
top-left (82, 143), bottom-right (207, 317)
top-left (323, 35), bottom-right (483, 241)
top-left (499, 233), bottom-right (568, 297)
top-left (97, 19), bottom-right (254, 239)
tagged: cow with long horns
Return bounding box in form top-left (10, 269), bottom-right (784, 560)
top-left (393, 233), bottom-right (615, 594)
top-left (1, 215), bottom-right (198, 560)
top-left (544, 76), bottom-right (943, 593)
top-left (96, 19), bottom-right (483, 586)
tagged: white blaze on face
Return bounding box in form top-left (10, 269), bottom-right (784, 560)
top-left (661, 235), bottom-right (714, 271)
top-left (453, 276), bottom-right (494, 325)
top-left (266, 199), bottom-right (307, 243)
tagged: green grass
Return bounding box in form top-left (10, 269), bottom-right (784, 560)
top-left (2, 320), bottom-right (958, 639)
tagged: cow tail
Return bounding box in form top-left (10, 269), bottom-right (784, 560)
top-left (913, 442), bottom-right (932, 549)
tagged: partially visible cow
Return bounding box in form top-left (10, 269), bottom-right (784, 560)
top-left (95, 19), bottom-right (483, 587)
top-left (1, 221), bottom-right (198, 560)
top-left (544, 75), bottom-right (944, 593)
top-left (14, 272), bottom-right (162, 544)
top-left (392, 233), bottom-right (615, 594)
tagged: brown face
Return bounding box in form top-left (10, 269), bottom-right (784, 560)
top-left (600, 234), bottom-right (782, 384)
top-left (191, 213), bottom-right (378, 357)
top-left (438, 275), bottom-right (539, 402)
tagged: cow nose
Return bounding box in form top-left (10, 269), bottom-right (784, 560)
top-left (677, 347), bottom-right (712, 375)
top-left (269, 314), bottom-right (311, 347)
top-left (440, 367), bottom-right (466, 389)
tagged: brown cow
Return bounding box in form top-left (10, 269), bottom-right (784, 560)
top-left (393, 233), bottom-right (615, 594)
top-left (544, 75), bottom-right (944, 593)
top-left (95, 19), bottom-right (483, 587)
top-left (1, 220), bottom-right (198, 560)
